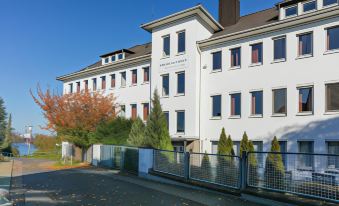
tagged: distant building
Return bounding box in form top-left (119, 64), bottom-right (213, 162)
top-left (57, 0), bottom-right (339, 164)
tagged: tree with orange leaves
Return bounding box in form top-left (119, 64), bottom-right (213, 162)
top-left (30, 86), bottom-right (117, 150)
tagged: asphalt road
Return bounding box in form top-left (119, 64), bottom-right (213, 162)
top-left (10, 159), bottom-right (261, 206)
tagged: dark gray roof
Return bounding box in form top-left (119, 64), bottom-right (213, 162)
top-left (80, 42), bottom-right (152, 72)
top-left (211, 7), bottom-right (279, 38)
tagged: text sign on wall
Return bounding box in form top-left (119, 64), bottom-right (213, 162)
top-left (159, 56), bottom-right (189, 71)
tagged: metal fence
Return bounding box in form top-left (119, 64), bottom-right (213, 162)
top-left (99, 145), bottom-right (139, 174)
top-left (247, 152), bottom-right (339, 202)
top-left (189, 153), bottom-right (241, 189)
top-left (153, 150), bottom-right (185, 177)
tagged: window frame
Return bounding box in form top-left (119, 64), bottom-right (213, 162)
top-left (176, 72), bottom-right (185, 95)
top-left (212, 51), bottom-right (222, 71)
top-left (326, 26), bottom-right (339, 52)
top-left (69, 83), bottom-right (73, 94)
top-left (131, 69), bottom-right (138, 85)
top-left (111, 74), bottom-right (116, 88)
top-left (177, 30), bottom-right (186, 54)
top-left (230, 47), bottom-right (241, 68)
top-left (162, 35), bottom-right (170, 57)
top-left (143, 103), bottom-right (149, 121)
top-left (143, 67), bottom-right (150, 83)
top-left (272, 88), bottom-right (287, 116)
top-left (211, 95), bottom-right (222, 119)
top-left (297, 32), bottom-right (313, 57)
top-left (131, 104), bottom-right (137, 120)
top-left (297, 86), bottom-right (314, 115)
top-left (92, 78), bottom-right (97, 91)
top-left (273, 36), bottom-right (287, 62)
top-left (120, 105), bottom-right (126, 117)
top-left (250, 43), bottom-right (263, 65)
top-left (120, 72), bottom-right (126, 88)
top-left (230, 93), bottom-right (241, 118)
top-left (297, 141), bottom-right (314, 170)
top-left (101, 76), bottom-right (106, 90)
top-left (84, 80), bottom-right (89, 91)
top-left (325, 82), bottom-right (339, 113)
top-left (176, 110), bottom-right (185, 134)
top-left (250, 90), bottom-right (263, 117)
top-left (111, 55), bottom-right (116, 62)
top-left (163, 111), bottom-right (169, 130)
top-left (285, 5), bottom-right (298, 18)
top-left (323, 0), bottom-right (338, 7)
top-left (162, 74), bottom-right (170, 97)
top-left (327, 141), bottom-right (339, 169)
top-left (302, 0), bottom-right (317, 13)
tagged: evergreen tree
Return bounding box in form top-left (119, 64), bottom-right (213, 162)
top-left (0, 97), bottom-right (7, 143)
top-left (240, 132), bottom-right (249, 157)
top-left (264, 136), bottom-right (285, 190)
top-left (2, 114), bottom-right (13, 149)
top-left (201, 153), bottom-right (212, 179)
top-left (127, 117), bottom-right (146, 147)
top-left (145, 89), bottom-right (173, 150)
top-left (217, 128), bottom-right (228, 155)
top-left (248, 141), bottom-right (259, 186)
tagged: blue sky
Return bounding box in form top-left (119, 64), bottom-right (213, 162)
top-left (0, 0), bottom-right (280, 135)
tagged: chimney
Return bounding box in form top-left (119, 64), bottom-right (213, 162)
top-left (219, 0), bottom-right (240, 27)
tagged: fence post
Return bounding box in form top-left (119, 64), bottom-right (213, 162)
top-left (241, 151), bottom-right (248, 190)
top-left (184, 152), bottom-right (190, 181)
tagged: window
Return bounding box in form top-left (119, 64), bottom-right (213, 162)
top-left (164, 112), bottom-right (169, 129)
top-left (324, 0), bottom-right (338, 7)
top-left (274, 37), bottom-right (286, 61)
top-left (177, 111), bottom-right (185, 133)
top-left (303, 1), bottom-right (316, 12)
top-left (285, 6), bottom-right (297, 17)
top-left (76, 82), bottom-right (80, 93)
top-left (111, 74), bottom-right (116, 88)
top-left (178, 31), bottom-right (186, 53)
top-left (131, 69), bottom-right (137, 85)
top-left (251, 43), bottom-right (263, 64)
top-left (143, 67), bottom-right (150, 82)
top-left (253, 141), bottom-right (264, 166)
top-left (279, 141), bottom-right (288, 167)
top-left (298, 141), bottom-right (314, 168)
top-left (104, 58), bottom-right (109, 64)
top-left (177, 72), bottom-right (185, 95)
top-left (230, 93), bottom-right (241, 117)
top-left (69, 83), bottom-right (73, 93)
top-left (101, 76), bottom-right (106, 90)
top-left (212, 51), bottom-right (222, 71)
top-left (92, 78), bottom-right (97, 91)
top-left (327, 142), bottom-right (339, 168)
top-left (233, 141), bottom-right (241, 156)
top-left (298, 87), bottom-right (313, 113)
top-left (118, 53), bottom-right (123, 60)
top-left (298, 33), bottom-right (313, 56)
top-left (111, 55), bottom-right (116, 62)
top-left (120, 105), bottom-right (126, 117)
top-left (212, 95), bottom-right (222, 118)
top-left (230, 47), bottom-right (241, 67)
top-left (162, 74), bottom-right (169, 96)
top-left (326, 83), bottom-right (339, 112)
top-left (143, 103), bottom-right (149, 121)
top-left (273, 89), bottom-right (287, 115)
top-left (131, 104), bottom-right (137, 120)
top-left (327, 27), bottom-right (339, 51)
top-left (251, 91), bottom-right (263, 116)
top-left (121, 72), bottom-right (126, 87)
top-left (211, 141), bottom-right (219, 154)
top-left (84, 80), bottom-right (89, 91)
top-left (163, 35), bottom-right (170, 57)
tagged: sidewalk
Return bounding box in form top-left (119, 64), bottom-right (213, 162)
top-left (0, 160), bottom-right (13, 205)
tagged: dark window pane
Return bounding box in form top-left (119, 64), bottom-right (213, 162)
top-left (231, 48), bottom-right (241, 67)
top-left (324, 0), bottom-right (338, 6)
top-left (104, 58), bottom-right (109, 63)
top-left (212, 95), bottom-right (221, 117)
top-left (162, 75), bottom-right (169, 96)
top-left (231, 93), bottom-right (241, 116)
top-left (273, 89), bottom-right (287, 114)
top-left (164, 112), bottom-right (169, 129)
top-left (328, 27), bottom-right (339, 50)
top-left (177, 73), bottom-right (185, 94)
top-left (298, 141), bottom-right (314, 168)
top-left (178, 32), bottom-right (185, 53)
top-left (93, 78), bottom-right (97, 91)
top-left (69, 84), bottom-right (73, 93)
top-left (212, 51), bottom-right (222, 70)
top-left (279, 141), bottom-right (288, 167)
top-left (251, 91), bottom-right (263, 115)
top-left (299, 87), bottom-right (313, 112)
top-left (121, 72), bottom-right (126, 87)
top-left (274, 38), bottom-right (286, 60)
top-left (299, 33), bottom-right (313, 56)
top-left (177, 111), bottom-right (185, 133)
top-left (144, 67), bottom-right (150, 82)
top-left (303, 1), bottom-right (316, 12)
top-left (252, 43), bottom-right (263, 64)
top-left (285, 6), bottom-right (297, 17)
top-left (132, 70), bottom-right (137, 84)
top-left (326, 83), bottom-right (339, 111)
top-left (163, 36), bottom-right (170, 56)
top-left (327, 142), bottom-right (339, 168)
top-left (112, 55), bottom-right (116, 62)
top-left (118, 53), bottom-right (123, 60)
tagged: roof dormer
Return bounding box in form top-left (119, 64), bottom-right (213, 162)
top-left (277, 0), bottom-right (338, 20)
top-left (100, 49), bottom-right (135, 65)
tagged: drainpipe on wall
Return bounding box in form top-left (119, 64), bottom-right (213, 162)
top-left (197, 43), bottom-right (203, 153)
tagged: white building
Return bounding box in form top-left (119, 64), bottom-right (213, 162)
top-left (57, 0), bottom-right (339, 161)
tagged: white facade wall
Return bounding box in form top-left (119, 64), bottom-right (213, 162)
top-left (63, 61), bottom-right (151, 120)
top-left (200, 16), bottom-right (339, 154)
